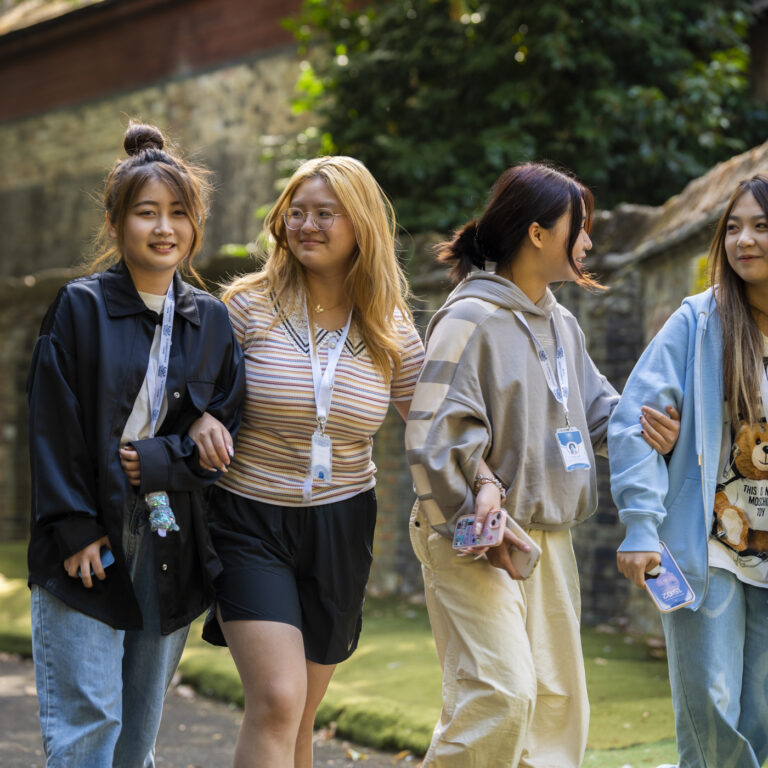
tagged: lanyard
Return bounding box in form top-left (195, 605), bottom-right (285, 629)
top-left (513, 311), bottom-right (571, 427)
top-left (144, 282), bottom-right (175, 438)
top-left (306, 307), bottom-right (353, 434)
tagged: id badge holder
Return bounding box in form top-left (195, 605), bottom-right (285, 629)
top-left (555, 427), bottom-right (591, 471)
top-left (311, 430), bottom-right (332, 482)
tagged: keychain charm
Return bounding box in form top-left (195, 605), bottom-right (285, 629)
top-left (145, 491), bottom-right (180, 537)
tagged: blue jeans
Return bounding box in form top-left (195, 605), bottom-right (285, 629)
top-left (662, 566), bottom-right (768, 768)
top-left (31, 497), bottom-right (189, 768)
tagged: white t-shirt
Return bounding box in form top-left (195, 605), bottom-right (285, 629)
top-left (120, 291), bottom-right (169, 446)
top-left (708, 341), bottom-right (768, 587)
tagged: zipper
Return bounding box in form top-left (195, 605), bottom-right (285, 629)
top-left (695, 308), bottom-right (711, 601)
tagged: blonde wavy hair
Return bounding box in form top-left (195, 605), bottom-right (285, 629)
top-left (709, 175), bottom-right (768, 425)
top-left (222, 156), bottom-right (413, 378)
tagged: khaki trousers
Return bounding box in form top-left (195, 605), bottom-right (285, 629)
top-left (410, 502), bottom-right (588, 768)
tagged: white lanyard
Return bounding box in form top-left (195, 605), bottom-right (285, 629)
top-left (144, 282), bottom-right (175, 438)
top-left (302, 308), bottom-right (352, 503)
top-left (306, 308), bottom-right (352, 434)
top-left (513, 311), bottom-right (571, 427)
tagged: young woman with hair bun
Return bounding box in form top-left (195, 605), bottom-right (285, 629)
top-left (405, 162), bottom-right (679, 767)
top-left (27, 122), bottom-right (244, 768)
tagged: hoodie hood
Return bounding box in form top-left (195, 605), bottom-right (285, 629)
top-left (444, 272), bottom-right (556, 315)
top-left (427, 272), bottom-right (557, 342)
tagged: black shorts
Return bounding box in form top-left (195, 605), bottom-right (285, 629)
top-left (203, 486), bottom-right (377, 665)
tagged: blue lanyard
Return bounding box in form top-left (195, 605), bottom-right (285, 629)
top-left (513, 311), bottom-right (571, 427)
top-left (144, 282), bottom-right (175, 438)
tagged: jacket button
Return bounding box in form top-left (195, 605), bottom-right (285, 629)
top-left (161, 563), bottom-right (168, 572)
top-left (173, 391), bottom-right (181, 399)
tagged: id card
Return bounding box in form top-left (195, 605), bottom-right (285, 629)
top-left (645, 541), bottom-right (695, 613)
top-left (555, 427), bottom-right (591, 471)
top-left (311, 431), bottom-right (332, 482)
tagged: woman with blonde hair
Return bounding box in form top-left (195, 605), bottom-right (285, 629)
top-left (190, 156), bottom-right (425, 767)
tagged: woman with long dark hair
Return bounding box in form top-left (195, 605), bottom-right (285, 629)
top-left (610, 175), bottom-right (768, 768)
top-left (405, 162), bottom-right (678, 767)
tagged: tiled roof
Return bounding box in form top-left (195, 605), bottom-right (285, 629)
top-left (595, 139), bottom-right (768, 267)
top-left (0, 0), bottom-right (104, 36)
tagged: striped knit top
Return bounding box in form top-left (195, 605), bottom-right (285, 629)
top-left (217, 289), bottom-right (425, 506)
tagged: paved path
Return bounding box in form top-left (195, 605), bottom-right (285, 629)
top-left (0, 653), bottom-right (420, 767)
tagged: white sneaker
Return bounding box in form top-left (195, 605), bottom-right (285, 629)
top-left (655, 764), bottom-right (677, 767)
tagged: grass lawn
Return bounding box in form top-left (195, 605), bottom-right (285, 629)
top-left (1, 540), bottom-right (681, 765)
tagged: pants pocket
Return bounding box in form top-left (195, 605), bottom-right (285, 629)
top-left (409, 499), bottom-right (432, 568)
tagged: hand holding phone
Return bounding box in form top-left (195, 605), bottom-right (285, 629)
top-left (644, 541), bottom-right (695, 612)
top-left (76, 546), bottom-right (115, 578)
top-left (453, 509), bottom-right (507, 549)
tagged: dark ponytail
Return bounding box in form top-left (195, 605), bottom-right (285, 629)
top-left (436, 163), bottom-right (603, 290)
top-left (436, 220), bottom-right (489, 282)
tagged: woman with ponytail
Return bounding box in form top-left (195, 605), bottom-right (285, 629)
top-left (609, 175), bottom-right (768, 768)
top-left (405, 162), bottom-right (678, 767)
top-left (27, 122), bottom-right (244, 767)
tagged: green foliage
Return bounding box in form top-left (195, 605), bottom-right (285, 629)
top-left (286, 0), bottom-right (768, 232)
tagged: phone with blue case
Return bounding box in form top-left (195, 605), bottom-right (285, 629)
top-left (77, 546), bottom-right (115, 578)
top-left (644, 541), bottom-right (695, 612)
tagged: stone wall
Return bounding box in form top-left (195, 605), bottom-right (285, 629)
top-left (0, 47), bottom-right (308, 279)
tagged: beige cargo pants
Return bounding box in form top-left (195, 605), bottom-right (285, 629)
top-left (410, 501), bottom-right (589, 768)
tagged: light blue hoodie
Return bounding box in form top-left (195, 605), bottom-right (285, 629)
top-left (608, 288), bottom-right (726, 610)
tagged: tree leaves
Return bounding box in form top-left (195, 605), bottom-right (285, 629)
top-left (288, 0), bottom-right (768, 231)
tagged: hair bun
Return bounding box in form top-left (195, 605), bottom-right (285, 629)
top-left (124, 123), bottom-right (164, 156)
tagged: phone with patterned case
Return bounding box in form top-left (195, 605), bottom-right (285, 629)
top-left (452, 509), bottom-right (507, 549)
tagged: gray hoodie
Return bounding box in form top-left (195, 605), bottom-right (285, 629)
top-left (405, 272), bottom-right (618, 538)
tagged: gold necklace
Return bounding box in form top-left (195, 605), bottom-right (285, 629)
top-left (310, 297), bottom-right (346, 313)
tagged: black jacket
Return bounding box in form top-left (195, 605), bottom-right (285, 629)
top-left (27, 263), bottom-right (244, 634)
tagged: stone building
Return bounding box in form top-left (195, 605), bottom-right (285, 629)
top-left (3, 0), bottom-right (768, 621)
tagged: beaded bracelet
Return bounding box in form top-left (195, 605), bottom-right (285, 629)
top-left (473, 473), bottom-right (507, 502)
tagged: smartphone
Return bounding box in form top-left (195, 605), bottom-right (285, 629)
top-left (77, 546), bottom-right (115, 578)
top-left (644, 541), bottom-right (695, 612)
top-left (453, 509), bottom-right (507, 549)
top-left (504, 517), bottom-right (542, 579)
top-left (452, 512), bottom-right (542, 580)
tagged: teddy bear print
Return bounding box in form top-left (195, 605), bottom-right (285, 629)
top-left (713, 421), bottom-right (768, 555)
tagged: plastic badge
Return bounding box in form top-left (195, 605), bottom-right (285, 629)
top-left (555, 427), bottom-right (591, 471)
top-left (311, 431), bottom-right (332, 482)
top-left (645, 541), bottom-right (695, 612)
top-left (145, 491), bottom-right (180, 538)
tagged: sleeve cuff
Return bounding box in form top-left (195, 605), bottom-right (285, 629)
top-left (132, 438), bottom-right (170, 493)
top-left (617, 513), bottom-right (662, 553)
top-left (53, 516), bottom-right (108, 560)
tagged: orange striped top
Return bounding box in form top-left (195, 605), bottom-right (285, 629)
top-left (217, 290), bottom-right (425, 506)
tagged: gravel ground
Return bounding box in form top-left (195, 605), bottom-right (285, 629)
top-left (0, 653), bottom-right (421, 767)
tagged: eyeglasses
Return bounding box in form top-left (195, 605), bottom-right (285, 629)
top-left (282, 208), bottom-right (347, 231)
